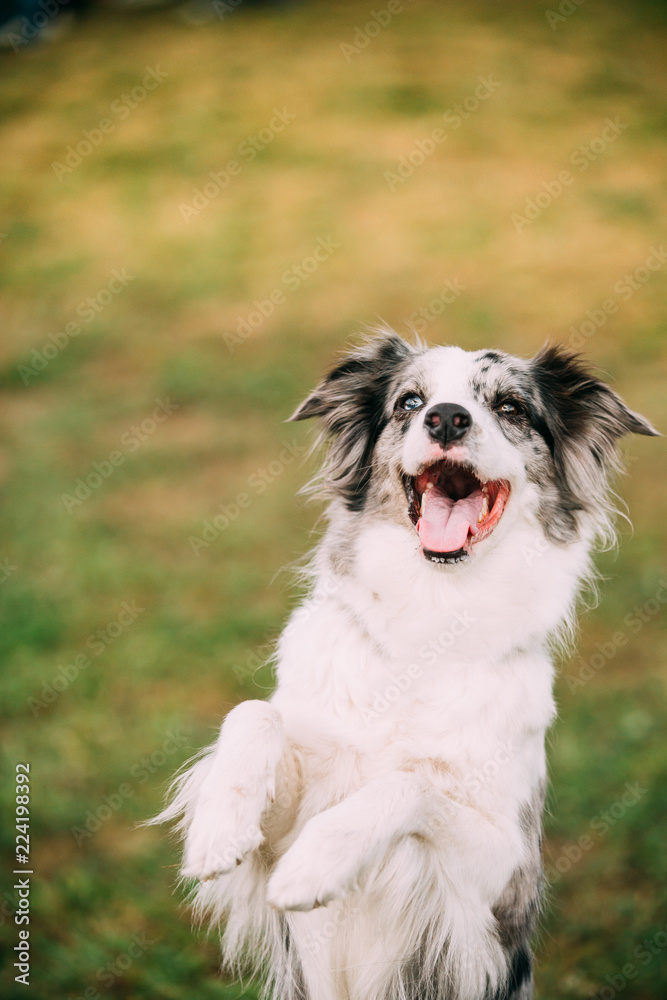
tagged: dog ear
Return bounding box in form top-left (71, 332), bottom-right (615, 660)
top-left (531, 343), bottom-right (659, 444)
top-left (289, 331), bottom-right (417, 510)
top-left (531, 343), bottom-right (659, 540)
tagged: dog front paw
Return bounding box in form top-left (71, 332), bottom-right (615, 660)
top-left (177, 701), bottom-right (285, 881)
top-left (267, 820), bottom-right (362, 911)
top-left (182, 803), bottom-right (264, 881)
top-left (181, 768), bottom-right (276, 881)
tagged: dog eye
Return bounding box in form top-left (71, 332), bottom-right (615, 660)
top-left (397, 394), bottom-right (424, 412)
top-left (495, 399), bottom-right (524, 417)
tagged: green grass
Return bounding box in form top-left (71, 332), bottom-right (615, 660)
top-left (0, 1), bottom-right (665, 997)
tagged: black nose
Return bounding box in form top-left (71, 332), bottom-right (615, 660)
top-left (424, 403), bottom-right (472, 447)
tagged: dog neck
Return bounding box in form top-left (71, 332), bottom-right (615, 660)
top-left (311, 502), bottom-right (593, 666)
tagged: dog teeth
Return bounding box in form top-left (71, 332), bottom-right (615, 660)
top-left (420, 482), bottom-right (434, 515)
top-left (478, 497), bottom-right (489, 522)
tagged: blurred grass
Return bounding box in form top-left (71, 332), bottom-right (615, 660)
top-left (0, 1), bottom-right (665, 997)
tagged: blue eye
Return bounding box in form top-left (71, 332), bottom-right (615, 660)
top-left (398, 394), bottom-right (424, 412)
top-left (496, 400), bottom-right (524, 417)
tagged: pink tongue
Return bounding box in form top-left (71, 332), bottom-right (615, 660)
top-left (417, 487), bottom-right (484, 553)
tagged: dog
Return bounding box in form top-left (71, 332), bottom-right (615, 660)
top-left (154, 332), bottom-right (657, 1000)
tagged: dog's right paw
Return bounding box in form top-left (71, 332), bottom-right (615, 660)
top-left (181, 783), bottom-right (269, 881)
top-left (166, 700), bottom-right (285, 881)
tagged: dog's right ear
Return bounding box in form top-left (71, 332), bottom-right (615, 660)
top-left (289, 332), bottom-right (415, 423)
top-left (288, 331), bottom-right (417, 510)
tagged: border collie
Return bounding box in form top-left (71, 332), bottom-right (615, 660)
top-left (154, 332), bottom-right (657, 1000)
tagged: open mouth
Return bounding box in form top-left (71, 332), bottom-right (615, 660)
top-left (404, 460), bottom-right (511, 564)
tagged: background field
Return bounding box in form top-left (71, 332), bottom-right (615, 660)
top-left (0, 1), bottom-right (666, 997)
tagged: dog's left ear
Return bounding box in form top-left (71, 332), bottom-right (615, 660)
top-left (531, 344), bottom-right (659, 445)
top-left (531, 344), bottom-right (659, 534)
top-left (289, 331), bottom-right (417, 509)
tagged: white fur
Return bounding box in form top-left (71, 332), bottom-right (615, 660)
top-left (154, 344), bottom-right (629, 1000)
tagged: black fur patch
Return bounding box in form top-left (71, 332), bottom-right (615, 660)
top-left (290, 333), bottom-right (418, 511)
top-left (496, 946), bottom-right (533, 1000)
top-left (531, 343), bottom-right (658, 448)
top-left (529, 344), bottom-right (658, 540)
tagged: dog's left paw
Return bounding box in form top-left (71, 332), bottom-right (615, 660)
top-left (267, 817), bottom-right (363, 912)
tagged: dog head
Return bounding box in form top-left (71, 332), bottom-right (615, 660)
top-left (291, 331), bottom-right (658, 567)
